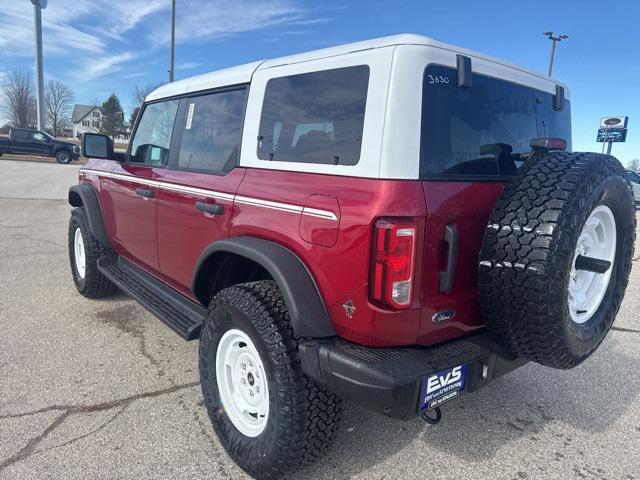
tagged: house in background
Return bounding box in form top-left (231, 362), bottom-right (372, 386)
top-left (72, 105), bottom-right (103, 139)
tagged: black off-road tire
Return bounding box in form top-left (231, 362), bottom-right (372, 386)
top-left (68, 207), bottom-right (117, 298)
top-left (55, 150), bottom-right (73, 164)
top-left (199, 280), bottom-right (342, 480)
top-left (478, 152), bottom-right (635, 369)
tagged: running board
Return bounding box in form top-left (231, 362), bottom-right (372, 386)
top-left (98, 256), bottom-right (205, 340)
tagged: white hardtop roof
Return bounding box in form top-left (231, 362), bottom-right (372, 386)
top-left (146, 34), bottom-right (562, 102)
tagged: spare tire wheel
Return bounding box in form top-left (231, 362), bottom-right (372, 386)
top-left (478, 152), bottom-right (635, 369)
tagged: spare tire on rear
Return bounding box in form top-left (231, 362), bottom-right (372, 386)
top-left (478, 152), bottom-right (635, 369)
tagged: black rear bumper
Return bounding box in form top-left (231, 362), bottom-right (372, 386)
top-left (299, 332), bottom-right (527, 420)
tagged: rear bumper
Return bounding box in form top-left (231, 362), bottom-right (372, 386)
top-left (299, 332), bottom-right (527, 420)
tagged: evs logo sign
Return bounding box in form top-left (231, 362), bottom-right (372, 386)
top-left (426, 366), bottom-right (463, 394)
top-left (419, 364), bottom-right (468, 411)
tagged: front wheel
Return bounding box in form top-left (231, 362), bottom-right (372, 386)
top-left (199, 281), bottom-right (342, 479)
top-left (68, 208), bottom-right (117, 298)
top-left (56, 150), bottom-right (73, 164)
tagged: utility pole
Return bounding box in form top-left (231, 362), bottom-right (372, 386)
top-left (31, 0), bottom-right (47, 131)
top-left (169, 0), bottom-right (176, 82)
top-left (543, 32), bottom-right (568, 77)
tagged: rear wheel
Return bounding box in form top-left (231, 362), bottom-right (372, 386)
top-left (199, 281), bottom-right (342, 479)
top-left (479, 152), bottom-right (635, 369)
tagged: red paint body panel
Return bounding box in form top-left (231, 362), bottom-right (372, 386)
top-left (417, 181), bottom-right (505, 344)
top-left (231, 168), bottom-right (427, 347)
top-left (106, 163), bottom-right (167, 273)
top-left (80, 161), bottom-right (506, 348)
top-left (156, 168), bottom-right (247, 297)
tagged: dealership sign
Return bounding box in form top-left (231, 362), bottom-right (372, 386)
top-left (597, 128), bottom-right (627, 143)
top-left (597, 116), bottom-right (629, 143)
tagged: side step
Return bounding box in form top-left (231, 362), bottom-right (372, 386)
top-left (98, 256), bottom-right (205, 340)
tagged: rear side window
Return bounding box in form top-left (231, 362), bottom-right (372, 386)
top-left (420, 65), bottom-right (571, 179)
top-left (130, 99), bottom-right (179, 166)
top-left (257, 65), bottom-right (369, 166)
top-left (176, 88), bottom-right (246, 173)
top-left (13, 130), bottom-right (29, 141)
top-left (627, 171), bottom-right (640, 183)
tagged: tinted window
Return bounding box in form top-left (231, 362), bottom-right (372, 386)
top-left (420, 65), bottom-right (571, 179)
top-left (627, 171), bottom-right (640, 183)
top-left (130, 100), bottom-right (179, 166)
top-left (177, 89), bottom-right (246, 173)
top-left (13, 130), bottom-right (29, 141)
top-left (257, 65), bottom-right (369, 166)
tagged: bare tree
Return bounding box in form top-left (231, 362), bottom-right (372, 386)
top-left (45, 80), bottom-right (74, 137)
top-left (129, 84), bottom-right (162, 127)
top-left (0, 70), bottom-right (36, 128)
top-left (627, 159), bottom-right (640, 171)
top-left (132, 83), bottom-right (162, 106)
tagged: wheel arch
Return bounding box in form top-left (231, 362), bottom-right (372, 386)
top-left (68, 184), bottom-right (111, 248)
top-left (192, 237), bottom-right (336, 338)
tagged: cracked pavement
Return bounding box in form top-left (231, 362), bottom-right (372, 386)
top-left (1, 160), bottom-right (639, 480)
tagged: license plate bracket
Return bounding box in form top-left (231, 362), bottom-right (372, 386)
top-left (419, 364), bottom-right (468, 411)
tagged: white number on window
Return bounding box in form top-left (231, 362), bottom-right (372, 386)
top-left (427, 75), bottom-right (450, 85)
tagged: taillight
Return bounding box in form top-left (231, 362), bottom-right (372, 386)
top-left (370, 218), bottom-right (417, 309)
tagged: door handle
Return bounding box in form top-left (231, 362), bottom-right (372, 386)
top-left (135, 188), bottom-right (154, 198)
top-left (439, 224), bottom-right (458, 293)
top-left (195, 201), bottom-right (224, 216)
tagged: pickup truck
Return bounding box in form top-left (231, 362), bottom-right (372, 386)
top-left (0, 128), bottom-right (79, 164)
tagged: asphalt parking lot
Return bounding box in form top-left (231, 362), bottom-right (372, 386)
top-left (0, 159), bottom-right (639, 480)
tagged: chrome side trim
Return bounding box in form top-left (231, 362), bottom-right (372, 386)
top-left (79, 169), bottom-right (338, 221)
top-left (159, 182), bottom-right (235, 202)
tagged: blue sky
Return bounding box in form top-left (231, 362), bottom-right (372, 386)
top-left (2, 0), bottom-right (638, 163)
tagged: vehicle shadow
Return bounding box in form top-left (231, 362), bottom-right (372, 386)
top-left (292, 335), bottom-right (638, 478)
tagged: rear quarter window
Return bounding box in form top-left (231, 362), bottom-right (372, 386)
top-left (420, 65), bottom-right (571, 180)
top-left (257, 65), bottom-right (370, 166)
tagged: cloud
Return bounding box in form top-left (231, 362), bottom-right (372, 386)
top-left (176, 61), bottom-right (204, 70)
top-left (82, 52), bottom-right (137, 81)
top-left (171, 0), bottom-right (321, 44)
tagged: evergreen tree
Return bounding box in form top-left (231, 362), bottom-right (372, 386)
top-left (100, 94), bottom-right (125, 138)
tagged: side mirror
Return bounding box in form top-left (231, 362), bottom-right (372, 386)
top-left (82, 133), bottom-right (115, 160)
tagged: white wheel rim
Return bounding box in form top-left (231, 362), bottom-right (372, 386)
top-left (74, 227), bottom-right (86, 279)
top-left (568, 205), bottom-right (616, 324)
top-left (216, 329), bottom-right (269, 437)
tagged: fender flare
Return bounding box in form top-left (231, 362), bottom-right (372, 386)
top-left (192, 237), bottom-right (336, 338)
top-left (68, 184), bottom-right (111, 248)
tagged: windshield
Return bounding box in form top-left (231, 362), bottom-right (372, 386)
top-left (420, 65), bottom-right (571, 179)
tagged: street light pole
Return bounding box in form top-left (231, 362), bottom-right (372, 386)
top-left (31, 0), bottom-right (46, 131)
top-left (169, 0), bottom-right (176, 82)
top-left (543, 32), bottom-right (568, 77)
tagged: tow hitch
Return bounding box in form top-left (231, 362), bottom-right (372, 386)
top-left (421, 407), bottom-right (442, 425)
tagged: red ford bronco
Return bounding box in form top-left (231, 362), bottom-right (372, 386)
top-left (68, 34), bottom-right (635, 479)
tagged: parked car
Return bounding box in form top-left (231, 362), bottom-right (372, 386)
top-left (67, 34), bottom-right (635, 479)
top-left (0, 128), bottom-right (79, 164)
top-left (626, 170), bottom-right (640, 207)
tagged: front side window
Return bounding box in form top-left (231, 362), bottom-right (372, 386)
top-left (420, 65), bottom-right (571, 179)
top-left (32, 132), bottom-right (46, 142)
top-left (176, 88), bottom-right (246, 173)
top-left (627, 171), bottom-right (640, 183)
top-left (257, 65), bottom-right (370, 166)
top-left (130, 99), bottom-right (179, 166)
